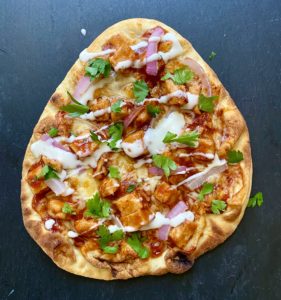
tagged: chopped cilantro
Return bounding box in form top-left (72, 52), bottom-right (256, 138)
top-left (62, 203), bottom-right (75, 214)
top-left (133, 80), bottom-right (149, 103)
top-left (84, 193), bottom-right (111, 218)
top-left (198, 94), bottom-right (218, 113)
top-left (227, 150), bottom-right (244, 164)
top-left (39, 165), bottom-right (59, 180)
top-left (85, 58), bottom-right (111, 81)
top-left (90, 130), bottom-right (101, 143)
top-left (97, 225), bottom-right (124, 254)
top-left (108, 166), bottom-right (121, 179)
top-left (211, 200), bottom-right (227, 214)
top-left (146, 104), bottom-right (160, 117)
top-left (48, 127), bottom-right (58, 137)
top-left (161, 67), bottom-right (194, 85)
top-left (163, 131), bottom-right (199, 147)
top-left (61, 92), bottom-right (89, 117)
top-left (247, 192), bottom-right (263, 208)
top-left (127, 232), bottom-right (150, 259)
top-left (126, 184), bottom-right (136, 193)
top-left (108, 122), bottom-right (123, 150)
top-left (198, 183), bottom-right (214, 201)
top-left (152, 154), bottom-right (177, 177)
top-left (111, 99), bottom-right (123, 113)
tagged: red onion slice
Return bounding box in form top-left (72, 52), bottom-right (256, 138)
top-left (41, 134), bottom-right (51, 141)
top-left (124, 106), bottom-right (145, 129)
top-left (45, 178), bottom-right (67, 195)
top-left (157, 200), bottom-right (188, 240)
top-left (148, 166), bottom-right (164, 176)
top-left (146, 27), bottom-right (164, 76)
top-left (52, 140), bottom-right (72, 153)
top-left (74, 76), bottom-right (91, 99)
top-left (184, 57), bottom-right (212, 96)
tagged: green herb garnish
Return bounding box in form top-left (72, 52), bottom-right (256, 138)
top-left (198, 94), bottom-right (218, 113)
top-left (85, 58), bottom-right (111, 81)
top-left (97, 225), bottom-right (124, 254)
top-left (163, 131), bottom-right (199, 147)
top-left (48, 127), bottom-right (58, 137)
top-left (127, 232), bottom-right (150, 259)
top-left (39, 165), bottom-right (59, 180)
top-left (198, 183), bottom-right (214, 201)
top-left (146, 104), bottom-right (160, 117)
top-left (247, 192), bottom-right (263, 208)
top-left (108, 122), bottom-right (123, 150)
top-left (208, 51), bottom-right (217, 61)
top-left (152, 154), bottom-right (177, 177)
top-left (133, 80), bottom-right (149, 103)
top-left (108, 166), bottom-right (121, 179)
top-left (211, 200), bottom-right (227, 214)
top-left (111, 99), bottom-right (123, 113)
top-left (90, 130), bottom-right (101, 143)
top-left (227, 150), bottom-right (244, 164)
top-left (62, 203), bottom-right (75, 215)
top-left (161, 67), bottom-right (194, 85)
top-left (84, 193), bottom-right (111, 218)
top-left (126, 184), bottom-right (136, 193)
top-left (61, 92), bottom-right (89, 117)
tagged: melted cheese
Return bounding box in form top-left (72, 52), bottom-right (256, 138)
top-left (144, 111), bottom-right (185, 154)
top-left (121, 139), bottom-right (145, 158)
top-left (31, 140), bottom-right (80, 169)
top-left (83, 144), bottom-right (112, 168)
top-left (79, 48), bottom-right (116, 62)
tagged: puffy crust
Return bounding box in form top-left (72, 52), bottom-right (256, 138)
top-left (21, 18), bottom-right (252, 280)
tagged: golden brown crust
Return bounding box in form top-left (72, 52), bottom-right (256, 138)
top-left (21, 18), bottom-right (252, 280)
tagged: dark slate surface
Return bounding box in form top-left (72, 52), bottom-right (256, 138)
top-left (0, 0), bottom-right (281, 299)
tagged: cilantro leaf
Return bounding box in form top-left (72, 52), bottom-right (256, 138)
top-left (198, 183), bottom-right (214, 201)
top-left (152, 154), bottom-right (177, 177)
top-left (163, 131), bottom-right (199, 147)
top-left (97, 225), bottom-right (124, 254)
top-left (90, 130), bottom-right (101, 143)
top-left (146, 104), bottom-right (160, 117)
top-left (39, 165), bottom-right (59, 180)
top-left (161, 67), bottom-right (194, 85)
top-left (227, 150), bottom-right (244, 164)
top-left (108, 166), bottom-right (121, 179)
top-left (48, 127), bottom-right (58, 137)
top-left (211, 200), bottom-right (227, 214)
top-left (133, 80), bottom-right (149, 103)
top-left (208, 51), bottom-right (217, 61)
top-left (85, 58), bottom-right (111, 81)
top-left (198, 94), bottom-right (218, 113)
top-left (127, 232), bottom-right (150, 259)
top-left (62, 202), bottom-right (75, 214)
top-left (247, 192), bottom-right (263, 208)
top-left (111, 99), bottom-right (123, 113)
top-left (126, 184), bottom-right (136, 193)
top-left (61, 92), bottom-right (89, 117)
top-left (84, 193), bottom-right (111, 218)
top-left (108, 122), bottom-right (123, 150)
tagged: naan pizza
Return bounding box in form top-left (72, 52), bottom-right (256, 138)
top-left (21, 18), bottom-right (252, 280)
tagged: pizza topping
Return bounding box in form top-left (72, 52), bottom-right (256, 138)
top-left (108, 166), bottom-right (121, 179)
top-left (107, 122), bottom-right (123, 150)
top-left (127, 232), bottom-right (150, 259)
top-left (44, 219), bottom-right (55, 230)
top-left (45, 178), bottom-right (74, 196)
top-left (152, 154), bottom-right (177, 177)
top-left (67, 230), bottom-right (79, 238)
top-left (146, 27), bottom-right (164, 76)
top-left (84, 193), bottom-right (111, 218)
top-left (133, 80), bottom-right (149, 103)
top-left (227, 150), bottom-right (244, 164)
top-left (61, 92), bottom-right (89, 117)
top-left (85, 58), bottom-right (111, 81)
top-left (163, 130), bottom-right (199, 147)
top-left (176, 154), bottom-right (227, 189)
top-left (198, 182), bottom-right (214, 201)
top-left (48, 127), bottom-right (58, 138)
top-left (161, 67), bottom-right (194, 85)
top-left (97, 225), bottom-right (124, 254)
top-left (198, 94), bottom-right (218, 113)
top-left (73, 76), bottom-right (91, 99)
top-left (144, 111), bottom-right (185, 154)
top-left (211, 200), bottom-right (227, 214)
top-left (183, 57), bottom-right (212, 96)
top-left (79, 48), bottom-right (116, 62)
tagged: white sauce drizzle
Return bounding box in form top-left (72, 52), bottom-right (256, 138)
top-left (80, 107), bottom-right (111, 120)
top-left (130, 41), bottom-right (148, 51)
top-left (134, 158), bottom-right (152, 168)
top-left (144, 111), bottom-right (185, 155)
top-left (121, 139), bottom-right (146, 158)
top-left (68, 230), bottom-right (79, 238)
top-left (79, 48), bottom-right (116, 62)
top-left (31, 140), bottom-right (80, 169)
top-left (44, 219), bottom-right (55, 230)
top-left (178, 152), bottom-right (215, 159)
top-left (83, 143), bottom-right (112, 168)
